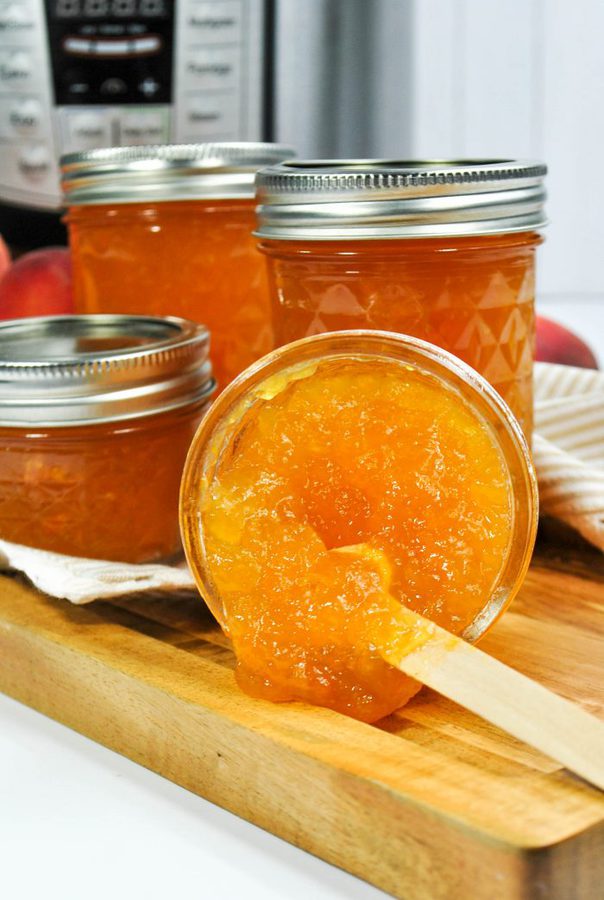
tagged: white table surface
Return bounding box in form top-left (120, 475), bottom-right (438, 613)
top-left (1, 294), bottom-right (602, 900)
top-left (0, 693), bottom-right (383, 900)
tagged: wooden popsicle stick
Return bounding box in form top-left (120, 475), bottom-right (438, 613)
top-left (380, 610), bottom-right (604, 791)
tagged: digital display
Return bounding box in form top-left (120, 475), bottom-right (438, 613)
top-left (44, 0), bottom-right (174, 105)
top-left (54, 0), bottom-right (167, 17)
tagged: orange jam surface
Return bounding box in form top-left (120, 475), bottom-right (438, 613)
top-left (0, 406), bottom-right (203, 563)
top-left (261, 233), bottom-right (540, 435)
top-left (197, 357), bottom-right (513, 722)
top-left (67, 200), bottom-right (273, 390)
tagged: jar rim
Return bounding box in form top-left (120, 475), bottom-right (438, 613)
top-left (180, 330), bottom-right (538, 641)
top-left (254, 158), bottom-right (547, 240)
top-left (0, 314), bottom-right (215, 426)
top-left (61, 142), bottom-right (296, 206)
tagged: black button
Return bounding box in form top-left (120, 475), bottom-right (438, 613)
top-left (68, 82), bottom-right (90, 95)
top-left (101, 77), bottom-right (127, 96)
top-left (138, 77), bottom-right (160, 97)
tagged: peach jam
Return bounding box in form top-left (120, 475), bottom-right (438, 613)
top-left (181, 331), bottom-right (538, 723)
top-left (61, 143), bottom-right (294, 391)
top-left (0, 314), bottom-right (214, 563)
top-left (255, 160), bottom-right (547, 436)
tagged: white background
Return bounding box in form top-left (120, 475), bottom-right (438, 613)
top-left (275, 0), bottom-right (604, 298)
top-left (410, 0), bottom-right (604, 298)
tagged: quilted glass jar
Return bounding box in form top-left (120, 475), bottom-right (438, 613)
top-left (180, 331), bottom-right (538, 722)
top-left (0, 314), bottom-right (214, 563)
top-left (62, 143), bottom-right (294, 391)
top-left (255, 160), bottom-right (547, 436)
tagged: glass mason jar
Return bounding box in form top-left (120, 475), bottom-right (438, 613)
top-left (0, 314), bottom-right (214, 563)
top-left (180, 331), bottom-right (538, 720)
top-left (62, 143), bottom-right (294, 392)
top-left (255, 160), bottom-right (547, 437)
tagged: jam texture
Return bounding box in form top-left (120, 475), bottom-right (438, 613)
top-left (261, 233), bottom-right (540, 435)
top-left (68, 199), bottom-right (273, 391)
top-left (194, 357), bottom-right (513, 722)
top-left (0, 406), bottom-right (203, 563)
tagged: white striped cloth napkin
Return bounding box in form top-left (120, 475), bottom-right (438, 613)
top-left (533, 362), bottom-right (604, 552)
top-left (0, 361), bottom-right (601, 603)
top-left (0, 538), bottom-right (195, 603)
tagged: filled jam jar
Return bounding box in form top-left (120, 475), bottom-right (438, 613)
top-left (0, 314), bottom-right (214, 563)
top-left (255, 160), bottom-right (547, 437)
top-left (180, 331), bottom-right (538, 722)
top-left (62, 143), bottom-right (294, 392)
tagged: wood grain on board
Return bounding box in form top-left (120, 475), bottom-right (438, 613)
top-left (0, 536), bottom-right (602, 900)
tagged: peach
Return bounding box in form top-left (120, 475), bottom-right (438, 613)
top-left (535, 315), bottom-right (599, 370)
top-left (0, 235), bottom-right (10, 280)
top-left (0, 247), bottom-right (73, 321)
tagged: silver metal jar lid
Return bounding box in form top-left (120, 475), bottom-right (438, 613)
top-left (255, 159), bottom-right (547, 240)
top-left (0, 314), bottom-right (214, 426)
top-left (61, 142), bottom-right (295, 206)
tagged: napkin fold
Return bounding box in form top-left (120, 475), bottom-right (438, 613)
top-left (0, 361), bottom-right (602, 604)
top-left (533, 362), bottom-right (604, 552)
top-left (0, 538), bottom-right (195, 604)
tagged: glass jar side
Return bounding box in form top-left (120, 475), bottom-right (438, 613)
top-left (0, 401), bottom-right (208, 563)
top-left (258, 232), bottom-right (542, 437)
top-left (65, 199), bottom-right (273, 391)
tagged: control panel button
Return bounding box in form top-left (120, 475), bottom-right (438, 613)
top-left (119, 108), bottom-right (168, 144)
top-left (67, 110), bottom-right (112, 148)
top-left (78, 0), bottom-right (108, 14)
top-left (55, 0), bottom-right (80, 15)
top-left (186, 1), bottom-right (242, 45)
top-left (18, 143), bottom-right (50, 181)
top-left (68, 82), bottom-right (90, 97)
top-left (0, 3), bottom-right (36, 35)
top-left (138, 76), bottom-right (160, 97)
top-left (9, 97), bottom-right (41, 134)
top-left (0, 50), bottom-right (32, 86)
top-left (180, 92), bottom-right (239, 139)
top-left (136, 0), bottom-right (165, 13)
top-left (185, 46), bottom-right (238, 91)
top-left (100, 77), bottom-right (127, 96)
top-left (0, 140), bottom-right (58, 208)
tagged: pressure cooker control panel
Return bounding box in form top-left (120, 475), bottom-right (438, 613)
top-left (0, 0), bottom-right (266, 209)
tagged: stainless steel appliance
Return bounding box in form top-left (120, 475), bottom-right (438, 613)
top-left (0, 0), bottom-right (410, 243)
top-left (0, 0), bottom-right (268, 212)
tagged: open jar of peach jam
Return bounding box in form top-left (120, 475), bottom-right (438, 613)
top-left (255, 160), bottom-right (547, 437)
top-left (62, 143), bottom-right (294, 391)
top-left (0, 314), bottom-right (214, 563)
top-left (180, 331), bottom-right (538, 722)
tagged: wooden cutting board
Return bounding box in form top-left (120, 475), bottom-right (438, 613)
top-left (0, 531), bottom-right (602, 900)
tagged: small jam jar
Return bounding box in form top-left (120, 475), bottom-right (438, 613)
top-left (0, 314), bottom-right (214, 563)
top-left (180, 332), bottom-right (538, 721)
top-left (255, 160), bottom-right (547, 437)
top-left (61, 143), bottom-right (294, 391)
